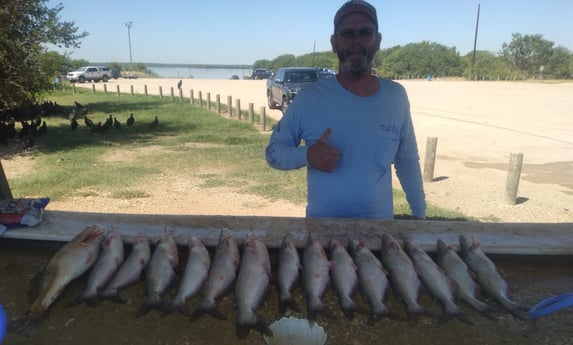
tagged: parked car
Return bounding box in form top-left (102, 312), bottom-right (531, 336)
top-left (267, 67), bottom-right (320, 113)
top-left (66, 66), bottom-right (112, 83)
top-left (251, 68), bottom-right (273, 80)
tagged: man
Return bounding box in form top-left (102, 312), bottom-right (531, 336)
top-left (265, 0), bottom-right (426, 219)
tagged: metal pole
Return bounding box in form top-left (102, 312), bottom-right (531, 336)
top-left (471, 2), bottom-right (481, 67)
top-left (126, 21), bottom-right (133, 66)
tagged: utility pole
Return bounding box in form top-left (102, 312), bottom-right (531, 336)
top-left (126, 21), bottom-right (133, 66)
top-left (471, 2), bottom-right (481, 67)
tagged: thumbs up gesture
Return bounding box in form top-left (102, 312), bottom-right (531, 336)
top-left (307, 128), bottom-right (340, 172)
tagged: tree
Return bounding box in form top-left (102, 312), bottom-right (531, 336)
top-left (501, 33), bottom-right (554, 77)
top-left (0, 1), bottom-right (88, 114)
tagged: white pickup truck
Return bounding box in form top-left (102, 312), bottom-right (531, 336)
top-left (67, 66), bottom-right (112, 83)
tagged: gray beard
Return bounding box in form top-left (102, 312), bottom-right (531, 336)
top-left (338, 50), bottom-right (372, 75)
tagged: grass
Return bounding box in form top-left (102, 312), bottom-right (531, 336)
top-left (6, 88), bottom-right (471, 221)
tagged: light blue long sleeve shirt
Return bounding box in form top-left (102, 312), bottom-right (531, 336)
top-left (266, 77), bottom-right (426, 219)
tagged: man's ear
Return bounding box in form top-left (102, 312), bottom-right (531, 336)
top-left (330, 34), bottom-right (338, 53)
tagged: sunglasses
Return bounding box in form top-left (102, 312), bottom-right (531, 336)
top-left (335, 28), bottom-right (376, 40)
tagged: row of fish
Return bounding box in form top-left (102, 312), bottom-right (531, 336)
top-left (9, 226), bottom-right (527, 338)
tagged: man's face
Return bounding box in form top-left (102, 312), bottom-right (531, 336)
top-left (331, 12), bottom-right (381, 75)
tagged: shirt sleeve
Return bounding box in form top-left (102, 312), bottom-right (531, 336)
top-left (265, 116), bottom-right (309, 171)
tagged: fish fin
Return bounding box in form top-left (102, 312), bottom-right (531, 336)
top-left (407, 308), bottom-right (437, 322)
top-left (189, 305), bottom-right (227, 322)
top-left (100, 292), bottom-right (127, 304)
top-left (438, 310), bottom-right (474, 326)
top-left (8, 316), bottom-right (42, 336)
top-left (367, 311), bottom-right (406, 325)
top-left (341, 301), bottom-right (370, 320)
top-left (278, 298), bottom-right (300, 314)
top-left (236, 318), bottom-right (272, 339)
top-left (308, 305), bottom-right (336, 322)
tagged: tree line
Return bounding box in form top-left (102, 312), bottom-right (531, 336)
top-left (253, 34), bottom-right (573, 81)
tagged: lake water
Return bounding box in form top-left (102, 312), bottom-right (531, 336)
top-left (147, 66), bottom-right (251, 79)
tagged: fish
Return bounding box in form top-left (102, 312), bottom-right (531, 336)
top-left (190, 228), bottom-right (239, 321)
top-left (329, 239), bottom-right (369, 320)
top-left (301, 235), bottom-right (336, 321)
top-left (9, 225), bottom-right (104, 335)
top-left (276, 233), bottom-right (302, 314)
top-left (136, 229), bottom-right (179, 317)
top-left (68, 228), bottom-right (124, 308)
top-left (169, 237), bottom-right (211, 316)
top-left (403, 238), bottom-right (473, 325)
top-left (436, 239), bottom-right (498, 320)
top-left (459, 235), bottom-right (528, 319)
top-left (380, 233), bottom-right (429, 321)
top-left (349, 239), bottom-right (402, 325)
top-left (100, 233), bottom-right (151, 304)
top-left (234, 231), bottom-right (273, 339)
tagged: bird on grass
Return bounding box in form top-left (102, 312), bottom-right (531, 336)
top-left (148, 116), bottom-right (159, 130)
top-left (23, 135), bottom-right (34, 150)
top-left (70, 117), bottom-right (79, 130)
top-left (113, 117), bottom-right (122, 131)
top-left (126, 113), bottom-right (135, 127)
top-left (37, 121), bottom-right (47, 136)
top-left (84, 115), bottom-right (95, 129)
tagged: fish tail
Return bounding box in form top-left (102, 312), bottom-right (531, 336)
top-left (308, 300), bottom-right (337, 321)
top-left (406, 305), bottom-right (437, 322)
top-left (341, 300), bottom-right (370, 320)
top-left (100, 291), bottom-right (127, 304)
top-left (236, 316), bottom-right (273, 339)
top-left (189, 302), bottom-right (227, 322)
top-left (66, 294), bottom-right (100, 308)
top-left (8, 312), bottom-right (43, 336)
top-left (278, 296), bottom-right (300, 314)
top-left (136, 299), bottom-right (170, 318)
top-left (367, 310), bottom-right (406, 325)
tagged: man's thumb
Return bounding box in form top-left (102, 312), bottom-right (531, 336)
top-left (318, 128), bottom-right (331, 144)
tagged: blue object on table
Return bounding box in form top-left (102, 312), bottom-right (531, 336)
top-left (0, 304), bottom-right (6, 343)
top-left (529, 292), bottom-right (573, 319)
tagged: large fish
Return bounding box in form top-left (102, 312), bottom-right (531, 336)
top-left (329, 239), bottom-right (368, 320)
top-left (235, 231), bottom-right (272, 339)
top-left (277, 232), bottom-right (301, 314)
top-left (302, 235), bottom-right (335, 321)
top-left (436, 239), bottom-right (497, 320)
top-left (169, 237), bottom-right (211, 316)
top-left (190, 228), bottom-right (239, 321)
top-left (459, 235), bottom-right (527, 319)
top-left (137, 229), bottom-right (179, 317)
top-left (349, 239), bottom-right (400, 325)
top-left (10, 225), bottom-right (104, 335)
top-left (100, 233), bottom-right (151, 303)
top-left (380, 233), bottom-right (429, 320)
top-left (403, 238), bottom-right (473, 325)
top-left (68, 227), bottom-right (124, 307)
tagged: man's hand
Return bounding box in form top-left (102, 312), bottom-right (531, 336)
top-left (307, 128), bottom-right (340, 172)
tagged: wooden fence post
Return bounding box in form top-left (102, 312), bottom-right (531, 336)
top-left (236, 99), bottom-right (241, 120)
top-left (199, 91), bottom-right (203, 108)
top-left (170, 87), bottom-right (175, 100)
top-left (144, 85), bottom-right (148, 96)
top-left (423, 137), bottom-right (438, 183)
top-left (72, 84), bottom-right (76, 94)
top-left (207, 93), bottom-right (211, 110)
top-left (103, 84), bottom-right (108, 94)
top-left (179, 88), bottom-right (183, 102)
top-left (190, 90), bottom-right (194, 104)
top-left (227, 96), bottom-right (232, 117)
top-left (505, 153), bottom-right (524, 204)
top-left (260, 107), bottom-right (266, 131)
top-left (216, 95), bottom-right (221, 113)
top-left (92, 84), bottom-right (96, 94)
top-left (159, 86), bottom-right (163, 98)
top-left (130, 85), bottom-right (134, 96)
top-left (0, 160), bottom-right (13, 200)
top-left (116, 84), bottom-right (120, 96)
top-left (248, 103), bottom-right (254, 124)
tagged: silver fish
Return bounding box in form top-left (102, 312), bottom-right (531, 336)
top-left (169, 237), bottom-right (211, 316)
top-left (459, 235), bottom-right (527, 319)
top-left (302, 235), bottom-right (335, 321)
top-left (329, 239), bottom-right (368, 320)
top-left (100, 233), bottom-right (150, 303)
top-left (349, 239), bottom-right (401, 325)
top-left (68, 227), bottom-right (124, 307)
top-left (380, 233), bottom-right (428, 320)
top-left (235, 231), bottom-right (272, 339)
top-left (436, 239), bottom-right (497, 320)
top-left (190, 228), bottom-right (239, 321)
top-left (277, 232), bottom-right (301, 314)
top-left (404, 239), bottom-right (473, 325)
top-left (10, 225), bottom-right (104, 335)
top-left (137, 229), bottom-right (179, 317)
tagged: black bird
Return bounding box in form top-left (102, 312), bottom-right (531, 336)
top-left (74, 101), bottom-right (84, 109)
top-left (126, 113), bottom-right (135, 127)
top-left (113, 117), bottom-right (122, 131)
top-left (148, 116), bottom-right (158, 130)
top-left (18, 121), bottom-right (30, 138)
top-left (84, 115), bottom-right (95, 129)
top-left (23, 135), bottom-right (34, 150)
top-left (70, 118), bottom-right (79, 130)
top-left (100, 114), bottom-right (113, 132)
top-left (37, 121), bottom-right (47, 136)
top-left (177, 80), bottom-right (182, 89)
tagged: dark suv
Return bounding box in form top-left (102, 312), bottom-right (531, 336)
top-left (267, 67), bottom-right (320, 113)
top-left (251, 68), bottom-right (273, 80)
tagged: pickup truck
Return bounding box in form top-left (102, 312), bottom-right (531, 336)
top-left (67, 66), bottom-right (113, 83)
top-left (266, 67), bottom-right (320, 113)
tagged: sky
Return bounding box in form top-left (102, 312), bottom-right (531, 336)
top-left (48, 0), bottom-right (573, 66)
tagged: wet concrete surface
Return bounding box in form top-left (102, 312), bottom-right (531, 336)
top-left (1, 240), bottom-right (572, 345)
